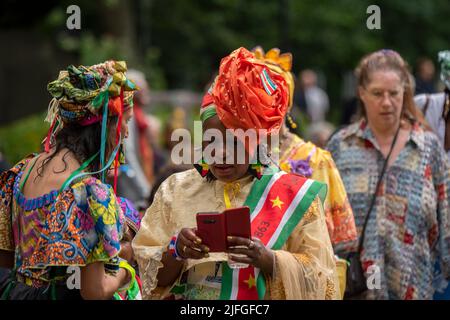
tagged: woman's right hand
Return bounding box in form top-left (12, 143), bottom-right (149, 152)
top-left (176, 228), bottom-right (210, 259)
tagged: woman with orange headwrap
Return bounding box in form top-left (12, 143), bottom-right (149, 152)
top-left (252, 48), bottom-right (356, 298)
top-left (252, 47), bottom-right (357, 248)
top-left (133, 47), bottom-right (340, 300)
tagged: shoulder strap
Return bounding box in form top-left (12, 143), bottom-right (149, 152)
top-left (422, 94), bottom-right (431, 117)
top-left (443, 90), bottom-right (450, 152)
top-left (357, 124), bottom-right (401, 253)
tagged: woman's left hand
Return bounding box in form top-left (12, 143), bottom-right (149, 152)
top-left (227, 236), bottom-right (274, 276)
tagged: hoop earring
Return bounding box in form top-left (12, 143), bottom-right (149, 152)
top-left (248, 145), bottom-right (264, 180)
top-left (248, 159), bottom-right (263, 180)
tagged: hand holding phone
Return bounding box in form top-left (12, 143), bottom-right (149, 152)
top-left (196, 206), bottom-right (251, 252)
top-left (195, 212), bottom-right (227, 252)
top-left (176, 228), bottom-right (210, 259)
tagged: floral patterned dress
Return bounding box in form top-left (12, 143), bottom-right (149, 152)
top-left (0, 156), bottom-right (124, 299)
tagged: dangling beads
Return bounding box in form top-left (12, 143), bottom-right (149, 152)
top-left (194, 158), bottom-right (210, 178)
top-left (287, 113), bottom-right (297, 129)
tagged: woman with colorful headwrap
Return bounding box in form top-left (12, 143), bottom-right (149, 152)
top-left (0, 60), bottom-right (138, 299)
top-left (133, 47), bottom-right (340, 300)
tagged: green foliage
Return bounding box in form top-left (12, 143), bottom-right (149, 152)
top-left (0, 113), bottom-right (48, 164)
top-left (141, 47), bottom-right (167, 91)
top-left (31, 0), bottom-right (450, 102)
top-left (79, 33), bottom-right (128, 65)
top-left (146, 0), bottom-right (450, 122)
top-left (3, 0), bottom-right (449, 159)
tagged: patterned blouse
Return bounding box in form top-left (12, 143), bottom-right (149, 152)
top-left (327, 119), bottom-right (450, 300)
top-left (0, 156), bottom-right (125, 287)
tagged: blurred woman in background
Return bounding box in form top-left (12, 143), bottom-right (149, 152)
top-left (327, 49), bottom-right (450, 299)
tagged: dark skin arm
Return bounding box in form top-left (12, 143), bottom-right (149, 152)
top-left (156, 228), bottom-right (210, 287)
top-left (0, 250), bottom-right (14, 269)
top-left (80, 262), bottom-right (131, 300)
top-left (156, 252), bottom-right (185, 287)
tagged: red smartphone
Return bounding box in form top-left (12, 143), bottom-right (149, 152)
top-left (196, 212), bottom-right (227, 252)
top-left (224, 206), bottom-right (251, 241)
top-left (196, 206), bottom-right (252, 252)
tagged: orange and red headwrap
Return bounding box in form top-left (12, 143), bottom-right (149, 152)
top-left (201, 47), bottom-right (289, 135)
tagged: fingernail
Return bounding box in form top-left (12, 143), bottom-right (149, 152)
top-left (204, 246), bottom-right (210, 252)
top-left (195, 238), bottom-right (202, 244)
top-left (227, 236), bottom-right (233, 241)
top-left (205, 253), bottom-right (210, 258)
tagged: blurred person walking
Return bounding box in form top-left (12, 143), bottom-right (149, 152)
top-left (294, 69), bottom-right (330, 123)
top-left (119, 69), bottom-right (165, 210)
top-left (414, 57), bottom-right (437, 95)
top-left (415, 50), bottom-right (450, 161)
top-left (327, 50), bottom-right (450, 300)
top-left (414, 50), bottom-right (450, 300)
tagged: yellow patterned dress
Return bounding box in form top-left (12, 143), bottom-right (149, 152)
top-left (279, 131), bottom-right (357, 246)
top-left (279, 131), bottom-right (357, 297)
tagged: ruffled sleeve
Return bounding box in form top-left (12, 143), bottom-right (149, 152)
top-left (132, 175), bottom-right (182, 300)
top-left (281, 138), bottom-right (356, 246)
top-left (309, 147), bottom-right (357, 246)
top-left (27, 177), bottom-right (124, 271)
top-left (0, 157), bottom-right (31, 252)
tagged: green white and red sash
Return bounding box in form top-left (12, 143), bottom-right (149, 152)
top-left (219, 169), bottom-right (327, 300)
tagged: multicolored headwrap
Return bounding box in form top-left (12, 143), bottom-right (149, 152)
top-left (200, 47), bottom-right (289, 137)
top-left (252, 47), bottom-right (295, 109)
top-left (45, 60), bottom-right (137, 193)
top-left (438, 50), bottom-right (450, 90)
top-left (46, 61), bottom-right (135, 125)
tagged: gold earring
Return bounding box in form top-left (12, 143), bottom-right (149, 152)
top-left (287, 113), bottom-right (297, 129)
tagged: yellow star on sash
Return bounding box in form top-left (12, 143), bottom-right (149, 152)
top-left (244, 274), bottom-right (256, 289)
top-left (270, 196), bottom-right (284, 209)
